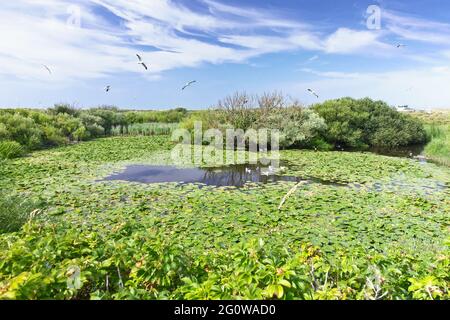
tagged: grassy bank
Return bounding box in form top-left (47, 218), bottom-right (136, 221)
top-left (411, 111), bottom-right (450, 166)
top-left (425, 124), bottom-right (450, 166)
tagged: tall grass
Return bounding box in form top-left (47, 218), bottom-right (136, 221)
top-left (0, 141), bottom-right (23, 160)
top-left (111, 123), bottom-right (179, 136)
top-left (424, 124), bottom-right (450, 166)
top-left (0, 192), bottom-right (41, 234)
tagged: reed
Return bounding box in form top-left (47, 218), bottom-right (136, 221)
top-left (111, 122), bottom-right (179, 136)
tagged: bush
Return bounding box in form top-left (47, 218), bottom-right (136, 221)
top-left (0, 123), bottom-right (9, 140)
top-left (313, 97), bottom-right (428, 149)
top-left (0, 141), bottom-right (23, 160)
top-left (48, 104), bottom-right (80, 117)
top-left (79, 113), bottom-right (105, 138)
top-left (0, 113), bottom-right (42, 149)
top-left (183, 92), bottom-right (328, 149)
top-left (88, 107), bottom-right (120, 135)
top-left (216, 92), bottom-right (257, 130)
top-left (257, 107), bottom-right (327, 149)
top-left (0, 234), bottom-right (448, 299)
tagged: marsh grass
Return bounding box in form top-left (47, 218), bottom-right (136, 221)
top-left (112, 123), bottom-right (179, 136)
top-left (425, 124), bottom-right (450, 166)
top-left (0, 192), bottom-right (41, 234)
top-left (0, 141), bottom-right (23, 160)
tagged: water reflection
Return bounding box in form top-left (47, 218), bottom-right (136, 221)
top-left (104, 164), bottom-right (342, 187)
top-left (369, 144), bottom-right (426, 159)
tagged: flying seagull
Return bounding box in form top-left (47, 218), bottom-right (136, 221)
top-left (307, 88), bottom-right (319, 99)
top-left (42, 64), bottom-right (52, 75)
top-left (136, 54), bottom-right (148, 70)
top-left (182, 80), bottom-right (197, 91)
top-left (105, 85), bottom-right (111, 93)
top-left (396, 44), bottom-right (407, 48)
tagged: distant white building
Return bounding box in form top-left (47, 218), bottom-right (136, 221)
top-left (396, 105), bottom-right (415, 113)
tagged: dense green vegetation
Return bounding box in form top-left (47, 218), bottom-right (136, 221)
top-left (411, 111), bottom-right (450, 166)
top-left (312, 97), bottom-right (428, 149)
top-left (0, 99), bottom-right (448, 300)
top-left (0, 141), bottom-right (23, 160)
top-left (181, 94), bottom-right (428, 151)
top-left (0, 191), bottom-right (42, 234)
top-left (425, 125), bottom-right (449, 166)
top-left (111, 123), bottom-right (179, 136)
top-left (0, 106), bottom-right (187, 159)
top-left (182, 92), bottom-right (329, 149)
top-left (0, 135), bottom-right (449, 299)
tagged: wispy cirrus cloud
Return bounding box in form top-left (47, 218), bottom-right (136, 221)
top-left (296, 64), bottom-right (450, 108)
top-left (0, 0), bottom-right (388, 82)
top-left (1, 0), bottom-right (450, 96)
top-left (384, 10), bottom-right (450, 45)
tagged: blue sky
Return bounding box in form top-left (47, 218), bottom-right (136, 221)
top-left (1, 0), bottom-right (450, 109)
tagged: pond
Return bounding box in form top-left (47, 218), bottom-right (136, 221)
top-left (104, 164), bottom-right (347, 187)
top-left (368, 144), bottom-right (426, 160)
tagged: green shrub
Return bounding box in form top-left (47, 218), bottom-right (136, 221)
top-left (79, 113), bottom-right (105, 138)
top-left (0, 113), bottom-right (42, 149)
top-left (184, 92), bottom-right (328, 149)
top-left (0, 141), bottom-right (23, 159)
top-left (0, 233), bottom-right (448, 300)
top-left (313, 97), bottom-right (428, 149)
top-left (0, 123), bottom-right (8, 140)
top-left (48, 104), bottom-right (80, 117)
top-left (41, 125), bottom-right (69, 146)
top-left (256, 107), bottom-right (327, 149)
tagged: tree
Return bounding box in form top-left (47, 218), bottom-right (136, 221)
top-left (313, 97), bottom-right (428, 149)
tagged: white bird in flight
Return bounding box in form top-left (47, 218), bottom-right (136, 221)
top-left (182, 80), bottom-right (197, 91)
top-left (42, 64), bottom-right (52, 75)
top-left (105, 85), bottom-right (111, 93)
top-left (136, 54), bottom-right (148, 70)
top-left (307, 88), bottom-right (319, 99)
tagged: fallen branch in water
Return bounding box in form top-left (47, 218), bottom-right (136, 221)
top-left (278, 181), bottom-right (308, 210)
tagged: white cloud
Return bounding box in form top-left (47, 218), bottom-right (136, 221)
top-left (294, 66), bottom-right (450, 109)
top-left (0, 0), bottom-right (387, 82)
top-left (323, 28), bottom-right (385, 53)
top-left (384, 10), bottom-right (450, 45)
top-left (300, 68), bottom-right (361, 79)
top-left (1, 0), bottom-right (450, 110)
